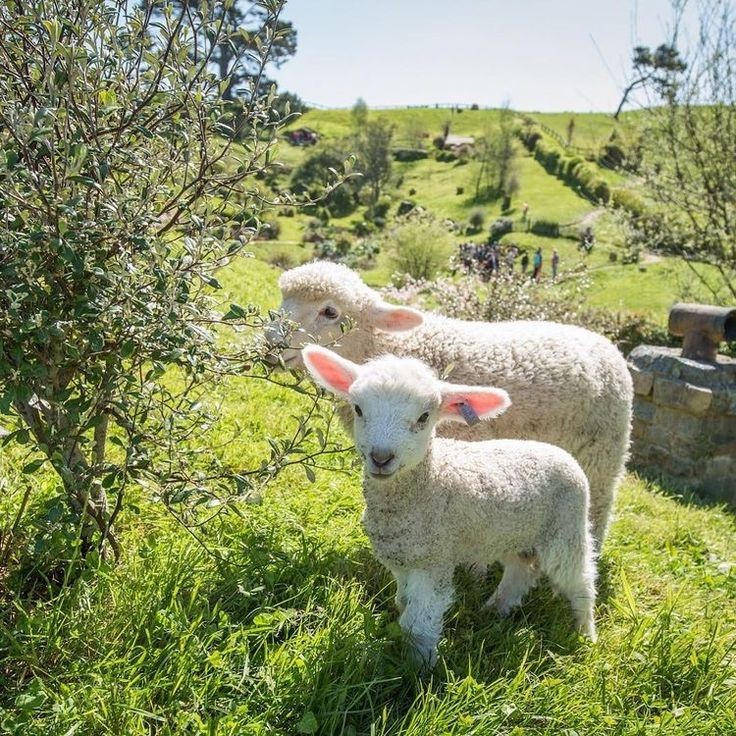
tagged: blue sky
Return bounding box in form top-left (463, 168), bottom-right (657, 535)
top-left (271, 0), bottom-right (685, 112)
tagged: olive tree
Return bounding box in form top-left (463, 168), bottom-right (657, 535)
top-left (0, 0), bottom-right (338, 561)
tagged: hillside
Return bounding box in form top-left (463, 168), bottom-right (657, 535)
top-left (250, 106), bottom-right (703, 322)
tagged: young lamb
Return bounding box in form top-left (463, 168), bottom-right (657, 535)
top-left (302, 344), bottom-right (598, 667)
top-left (267, 261), bottom-right (632, 546)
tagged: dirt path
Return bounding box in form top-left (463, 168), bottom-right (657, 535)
top-left (578, 208), bottom-right (606, 228)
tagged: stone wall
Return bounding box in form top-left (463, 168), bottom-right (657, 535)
top-left (627, 345), bottom-right (736, 505)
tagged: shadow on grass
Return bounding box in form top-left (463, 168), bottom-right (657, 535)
top-left (634, 469), bottom-right (735, 515)
top-left (0, 503), bottom-right (621, 735)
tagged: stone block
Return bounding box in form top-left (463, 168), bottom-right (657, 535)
top-left (631, 421), bottom-right (650, 445)
top-left (652, 405), bottom-right (704, 439)
top-left (633, 399), bottom-right (655, 422)
top-left (684, 384), bottom-right (713, 414)
top-left (652, 376), bottom-right (712, 414)
top-left (629, 365), bottom-right (654, 396)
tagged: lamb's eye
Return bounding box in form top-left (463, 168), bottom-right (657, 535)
top-left (417, 412), bottom-right (429, 425)
top-left (354, 405), bottom-right (363, 417)
top-left (320, 306), bottom-right (339, 320)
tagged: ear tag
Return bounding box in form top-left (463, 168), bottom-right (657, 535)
top-left (458, 402), bottom-right (480, 426)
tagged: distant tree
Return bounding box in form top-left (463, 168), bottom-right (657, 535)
top-left (272, 90), bottom-right (309, 118)
top-left (291, 146), bottom-right (360, 217)
top-left (386, 212), bottom-right (455, 280)
top-left (146, 0), bottom-right (297, 100)
top-left (351, 98), bottom-right (369, 129)
top-left (404, 115), bottom-right (427, 149)
top-left (474, 105), bottom-right (518, 202)
top-left (566, 117), bottom-right (576, 146)
top-left (354, 120), bottom-right (394, 212)
top-left (623, 0), bottom-right (736, 301)
top-left (613, 43), bottom-right (686, 119)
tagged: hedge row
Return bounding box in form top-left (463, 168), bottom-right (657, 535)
top-left (518, 123), bottom-right (650, 221)
top-left (519, 125), bottom-right (611, 204)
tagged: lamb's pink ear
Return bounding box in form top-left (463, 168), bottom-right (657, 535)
top-left (302, 345), bottom-right (359, 398)
top-left (367, 302), bottom-right (424, 332)
top-left (439, 383), bottom-right (511, 424)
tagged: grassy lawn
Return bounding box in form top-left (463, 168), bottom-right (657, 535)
top-left (1, 259), bottom-right (734, 735)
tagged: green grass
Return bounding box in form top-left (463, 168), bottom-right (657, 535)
top-left (1, 261), bottom-right (734, 735)
top-left (529, 112), bottom-right (623, 150)
top-left (265, 107), bottom-right (706, 326)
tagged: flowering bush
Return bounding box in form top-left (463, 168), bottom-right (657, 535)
top-left (383, 265), bottom-right (671, 354)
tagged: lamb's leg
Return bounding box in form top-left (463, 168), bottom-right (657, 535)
top-left (390, 567), bottom-right (409, 614)
top-left (398, 567), bottom-right (454, 668)
top-left (540, 534), bottom-right (598, 641)
top-left (577, 412), bottom-right (631, 549)
top-left (485, 553), bottom-right (539, 617)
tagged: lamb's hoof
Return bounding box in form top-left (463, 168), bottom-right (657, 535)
top-left (578, 619), bottom-right (598, 643)
top-left (407, 634), bottom-right (439, 670)
top-left (484, 590), bottom-right (517, 618)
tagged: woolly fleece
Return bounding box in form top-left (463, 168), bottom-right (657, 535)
top-left (276, 261), bottom-right (633, 545)
top-left (302, 347), bottom-right (598, 667)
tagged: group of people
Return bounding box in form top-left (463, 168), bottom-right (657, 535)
top-left (457, 242), bottom-right (561, 281)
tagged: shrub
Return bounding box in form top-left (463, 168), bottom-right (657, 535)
top-left (599, 141), bottom-right (627, 169)
top-left (256, 220), bottom-right (281, 240)
top-left (0, 0), bottom-right (337, 559)
top-left (351, 220), bottom-right (374, 237)
top-left (303, 218), bottom-right (329, 243)
top-left (365, 196), bottom-right (391, 221)
top-left (563, 156), bottom-right (585, 179)
top-left (382, 268), bottom-right (673, 354)
top-left (519, 122), bottom-right (543, 150)
top-left (611, 188), bottom-right (647, 217)
top-left (530, 219), bottom-right (561, 237)
top-left (591, 179), bottom-right (611, 204)
top-left (393, 148), bottom-right (429, 162)
top-left (468, 209), bottom-right (486, 232)
top-left (291, 147), bottom-right (359, 217)
top-left (489, 217), bottom-right (514, 239)
top-left (534, 138), bottom-right (564, 175)
top-left (265, 250), bottom-right (296, 270)
top-left (436, 150), bottom-right (458, 163)
top-left (385, 212), bottom-right (455, 280)
top-left (315, 237), bottom-right (379, 269)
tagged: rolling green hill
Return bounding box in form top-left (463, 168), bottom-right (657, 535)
top-left (250, 106), bottom-right (707, 322)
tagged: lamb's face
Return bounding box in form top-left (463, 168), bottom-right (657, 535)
top-left (264, 261), bottom-right (423, 369)
top-left (349, 370), bottom-right (441, 480)
top-left (301, 346), bottom-right (512, 481)
top-left (265, 293), bottom-right (353, 369)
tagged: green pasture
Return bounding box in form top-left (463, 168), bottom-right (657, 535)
top-left (1, 259), bottom-right (734, 735)
top-left (257, 107), bottom-right (697, 323)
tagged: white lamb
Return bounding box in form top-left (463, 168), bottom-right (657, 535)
top-left (268, 261), bottom-right (633, 545)
top-left (302, 344), bottom-right (597, 667)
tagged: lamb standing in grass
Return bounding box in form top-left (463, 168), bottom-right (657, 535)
top-left (268, 261), bottom-right (632, 546)
top-left (302, 344), bottom-right (598, 667)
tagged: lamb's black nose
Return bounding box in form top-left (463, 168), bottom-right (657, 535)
top-left (370, 449), bottom-right (395, 468)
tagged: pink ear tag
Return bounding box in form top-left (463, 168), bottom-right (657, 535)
top-left (459, 402), bottom-right (480, 426)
